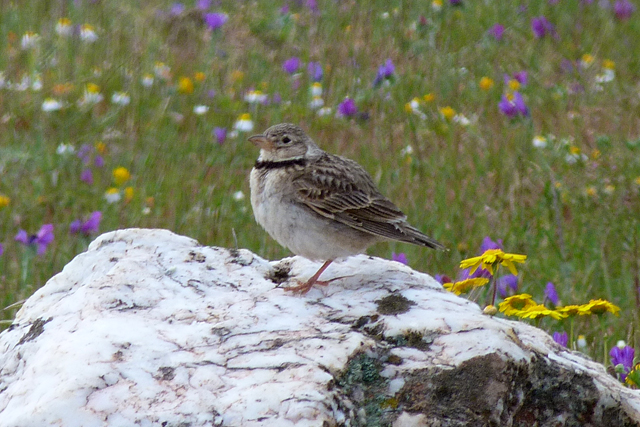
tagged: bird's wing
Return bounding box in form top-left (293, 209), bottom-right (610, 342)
top-left (292, 154), bottom-right (444, 249)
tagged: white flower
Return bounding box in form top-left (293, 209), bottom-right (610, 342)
top-left (532, 135), bottom-right (547, 148)
top-left (309, 96), bottom-right (324, 109)
top-left (233, 191), bottom-right (245, 201)
top-left (104, 189), bottom-right (121, 204)
top-left (31, 75), bottom-right (42, 91)
top-left (80, 24), bottom-right (98, 43)
top-left (42, 98), bottom-right (64, 112)
top-left (244, 90), bottom-right (267, 104)
top-left (317, 107), bottom-right (333, 117)
top-left (233, 114), bottom-right (254, 132)
top-left (617, 340), bottom-right (627, 348)
top-left (111, 92), bottom-right (130, 106)
top-left (431, 0), bottom-right (442, 11)
top-left (154, 62), bottom-right (171, 80)
top-left (141, 74), bottom-right (154, 87)
top-left (55, 18), bottom-right (73, 37)
top-left (21, 32), bottom-right (39, 50)
top-left (453, 114), bottom-right (470, 126)
top-left (595, 69), bottom-right (615, 83)
top-left (78, 85), bottom-right (104, 107)
top-left (400, 145), bottom-right (414, 156)
top-left (193, 105), bottom-right (209, 115)
top-left (577, 335), bottom-right (587, 349)
top-left (310, 82), bottom-right (322, 97)
top-left (56, 143), bottom-right (75, 155)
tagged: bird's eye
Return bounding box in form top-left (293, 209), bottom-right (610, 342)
top-left (282, 136), bottom-right (291, 144)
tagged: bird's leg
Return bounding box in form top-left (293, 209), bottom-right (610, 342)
top-left (285, 259), bottom-right (335, 294)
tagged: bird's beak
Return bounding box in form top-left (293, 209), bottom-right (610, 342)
top-left (248, 134), bottom-right (270, 149)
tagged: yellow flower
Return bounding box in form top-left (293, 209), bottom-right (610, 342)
top-left (86, 83), bottom-right (100, 94)
top-left (586, 186), bottom-right (597, 197)
top-left (499, 294), bottom-right (536, 316)
top-left (460, 248), bottom-right (527, 276)
top-left (507, 79), bottom-right (520, 91)
top-left (113, 167), bottom-right (131, 186)
top-left (555, 304), bottom-right (586, 316)
top-left (0, 195), bottom-right (10, 208)
top-left (591, 148), bottom-right (601, 159)
top-left (194, 71), bottom-right (206, 82)
top-left (443, 278), bottom-right (490, 295)
top-left (439, 106), bottom-right (455, 121)
top-left (513, 304), bottom-right (568, 320)
top-left (569, 145), bottom-right (581, 155)
top-left (579, 299), bottom-right (620, 316)
top-left (124, 186), bottom-right (134, 202)
top-left (602, 59), bottom-right (615, 70)
top-left (178, 76), bottom-right (194, 94)
top-left (95, 141), bottom-right (106, 154)
top-left (479, 77), bottom-right (494, 91)
top-left (423, 93), bottom-right (435, 103)
top-left (581, 53), bottom-right (594, 66)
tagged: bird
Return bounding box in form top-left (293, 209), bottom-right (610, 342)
top-left (249, 123), bottom-right (446, 294)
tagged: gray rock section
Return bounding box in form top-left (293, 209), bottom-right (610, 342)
top-left (0, 228), bottom-right (638, 426)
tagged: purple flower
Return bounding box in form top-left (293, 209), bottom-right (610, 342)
top-left (544, 282), bottom-right (559, 305)
top-left (70, 211), bottom-right (102, 236)
top-left (196, 0), bottom-right (211, 10)
top-left (392, 252), bottom-right (408, 265)
top-left (271, 93), bottom-right (282, 104)
top-left (497, 274), bottom-right (518, 297)
top-left (531, 16), bottom-right (555, 38)
top-left (170, 3), bottom-right (185, 15)
top-left (480, 236), bottom-right (503, 252)
top-left (16, 224), bottom-right (55, 255)
top-left (513, 71), bottom-right (528, 85)
top-left (94, 155), bottom-right (104, 168)
top-left (337, 97), bottom-right (358, 117)
top-left (306, 0), bottom-right (318, 12)
top-left (449, 0), bottom-right (463, 5)
top-left (373, 59), bottom-right (395, 87)
top-left (282, 57), bottom-right (300, 74)
top-left (69, 220), bottom-right (82, 234)
top-left (498, 92), bottom-right (529, 118)
top-left (77, 144), bottom-right (92, 164)
top-left (488, 24), bottom-right (505, 40)
top-left (610, 345), bottom-right (635, 380)
top-left (213, 127), bottom-right (227, 145)
top-left (614, 0), bottom-right (635, 19)
top-left (0, 243), bottom-right (3, 257)
top-left (80, 168), bottom-right (94, 185)
top-left (204, 13), bottom-right (228, 30)
top-left (553, 332), bottom-right (568, 347)
top-left (308, 62), bottom-right (323, 81)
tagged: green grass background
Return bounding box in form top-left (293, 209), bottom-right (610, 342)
top-left (0, 0), bottom-right (638, 366)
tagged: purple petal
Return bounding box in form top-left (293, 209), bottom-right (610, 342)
top-left (81, 211), bottom-right (102, 235)
top-left (282, 57), bottom-right (301, 74)
top-left (337, 98), bottom-right (357, 117)
top-left (36, 224), bottom-right (54, 246)
top-left (307, 62), bottom-right (323, 81)
top-left (15, 229), bottom-right (29, 245)
top-left (80, 168), bottom-right (94, 185)
top-left (488, 24), bottom-right (505, 40)
top-left (391, 252), bottom-right (408, 265)
top-left (204, 13), bottom-right (228, 30)
top-left (69, 220), bottom-right (82, 234)
top-left (544, 282), bottom-right (559, 305)
top-left (480, 236), bottom-right (503, 252)
top-left (213, 127), bottom-right (226, 145)
top-left (553, 332), bottom-right (568, 347)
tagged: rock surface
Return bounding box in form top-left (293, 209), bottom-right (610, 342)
top-left (0, 228), bottom-right (639, 426)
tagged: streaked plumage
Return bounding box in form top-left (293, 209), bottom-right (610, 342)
top-left (249, 123), bottom-right (445, 293)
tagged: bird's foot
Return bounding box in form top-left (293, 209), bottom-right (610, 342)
top-left (283, 276), bottom-right (345, 294)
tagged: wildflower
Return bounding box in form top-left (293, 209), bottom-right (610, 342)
top-left (544, 282), bottom-right (559, 305)
top-left (234, 113), bottom-right (254, 132)
top-left (432, 0), bottom-right (443, 11)
top-left (124, 187), bottom-right (134, 202)
top-left (317, 107), bottom-right (332, 117)
top-left (555, 304), bottom-right (584, 316)
top-left (577, 335), bottom-right (587, 349)
top-left (392, 252), bottom-right (408, 265)
top-left (499, 294), bottom-right (536, 315)
top-left (178, 77), bottom-right (194, 94)
top-left (614, 0), bottom-right (635, 20)
top-left (283, 57), bottom-right (301, 74)
top-left (154, 62), bottom-right (171, 80)
top-left (309, 82), bottom-right (323, 97)
top-left (80, 168), bottom-right (94, 185)
top-left (170, 3), bottom-right (185, 15)
top-left (595, 69), bottom-right (615, 83)
top-left (55, 18), bottom-right (73, 36)
top-left (423, 93), bottom-right (436, 103)
top-left (460, 248), bottom-right (527, 276)
top-left (0, 243), bottom-right (3, 256)
top-left (373, 59), bottom-right (395, 87)
top-left (204, 12), bottom-right (228, 30)
top-left (498, 92), bottom-right (529, 118)
top-left (197, 0), bottom-right (211, 10)
top-left (308, 62), bottom-right (323, 81)
top-left (113, 167), bottom-right (131, 186)
top-left (580, 299), bottom-right (621, 316)
top-left (194, 72), bottom-right (206, 82)
top-left (56, 144), bottom-right (75, 155)
top-left (513, 304), bottom-right (567, 320)
top-left (15, 224), bottom-right (54, 255)
top-left (42, 98), bottom-right (64, 112)
top-left (553, 332), bottom-right (568, 347)
top-left (309, 96), bottom-right (324, 109)
top-left (80, 24), bottom-right (98, 43)
top-left (479, 77), bottom-right (494, 91)
top-left (21, 31), bottom-right (39, 50)
top-left (610, 344), bottom-right (635, 381)
top-left (70, 211), bottom-right (102, 235)
top-left (453, 114), bottom-right (471, 126)
top-left (111, 92), bottom-right (130, 106)
top-left (439, 106), bottom-right (456, 121)
top-left (488, 24), bottom-right (504, 41)
top-left (532, 135), bottom-right (547, 148)
top-left (337, 98), bottom-right (358, 117)
top-left (193, 105), bottom-right (209, 115)
top-left (481, 237), bottom-right (503, 252)
top-left (531, 16), bottom-right (555, 38)
top-left (443, 278), bottom-right (490, 295)
top-left (213, 127), bottom-right (226, 145)
top-left (603, 59), bottom-right (616, 70)
top-left (78, 83), bottom-right (104, 107)
top-left (497, 274), bottom-right (518, 297)
top-left (0, 195), bottom-right (10, 208)
top-left (404, 98), bottom-right (424, 116)
top-left (104, 188), bottom-right (121, 203)
top-left (244, 90), bottom-right (268, 103)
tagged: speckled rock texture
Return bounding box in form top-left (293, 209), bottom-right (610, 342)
top-left (0, 228), bottom-right (639, 427)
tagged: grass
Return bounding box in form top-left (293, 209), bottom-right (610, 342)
top-left (0, 0), bottom-right (638, 372)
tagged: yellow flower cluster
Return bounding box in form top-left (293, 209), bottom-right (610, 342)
top-left (460, 248), bottom-right (527, 276)
top-left (499, 295), bottom-right (620, 320)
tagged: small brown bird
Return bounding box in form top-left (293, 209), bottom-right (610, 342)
top-left (249, 123), bottom-right (445, 293)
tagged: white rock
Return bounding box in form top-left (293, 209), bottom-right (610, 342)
top-left (0, 228), bottom-right (639, 426)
